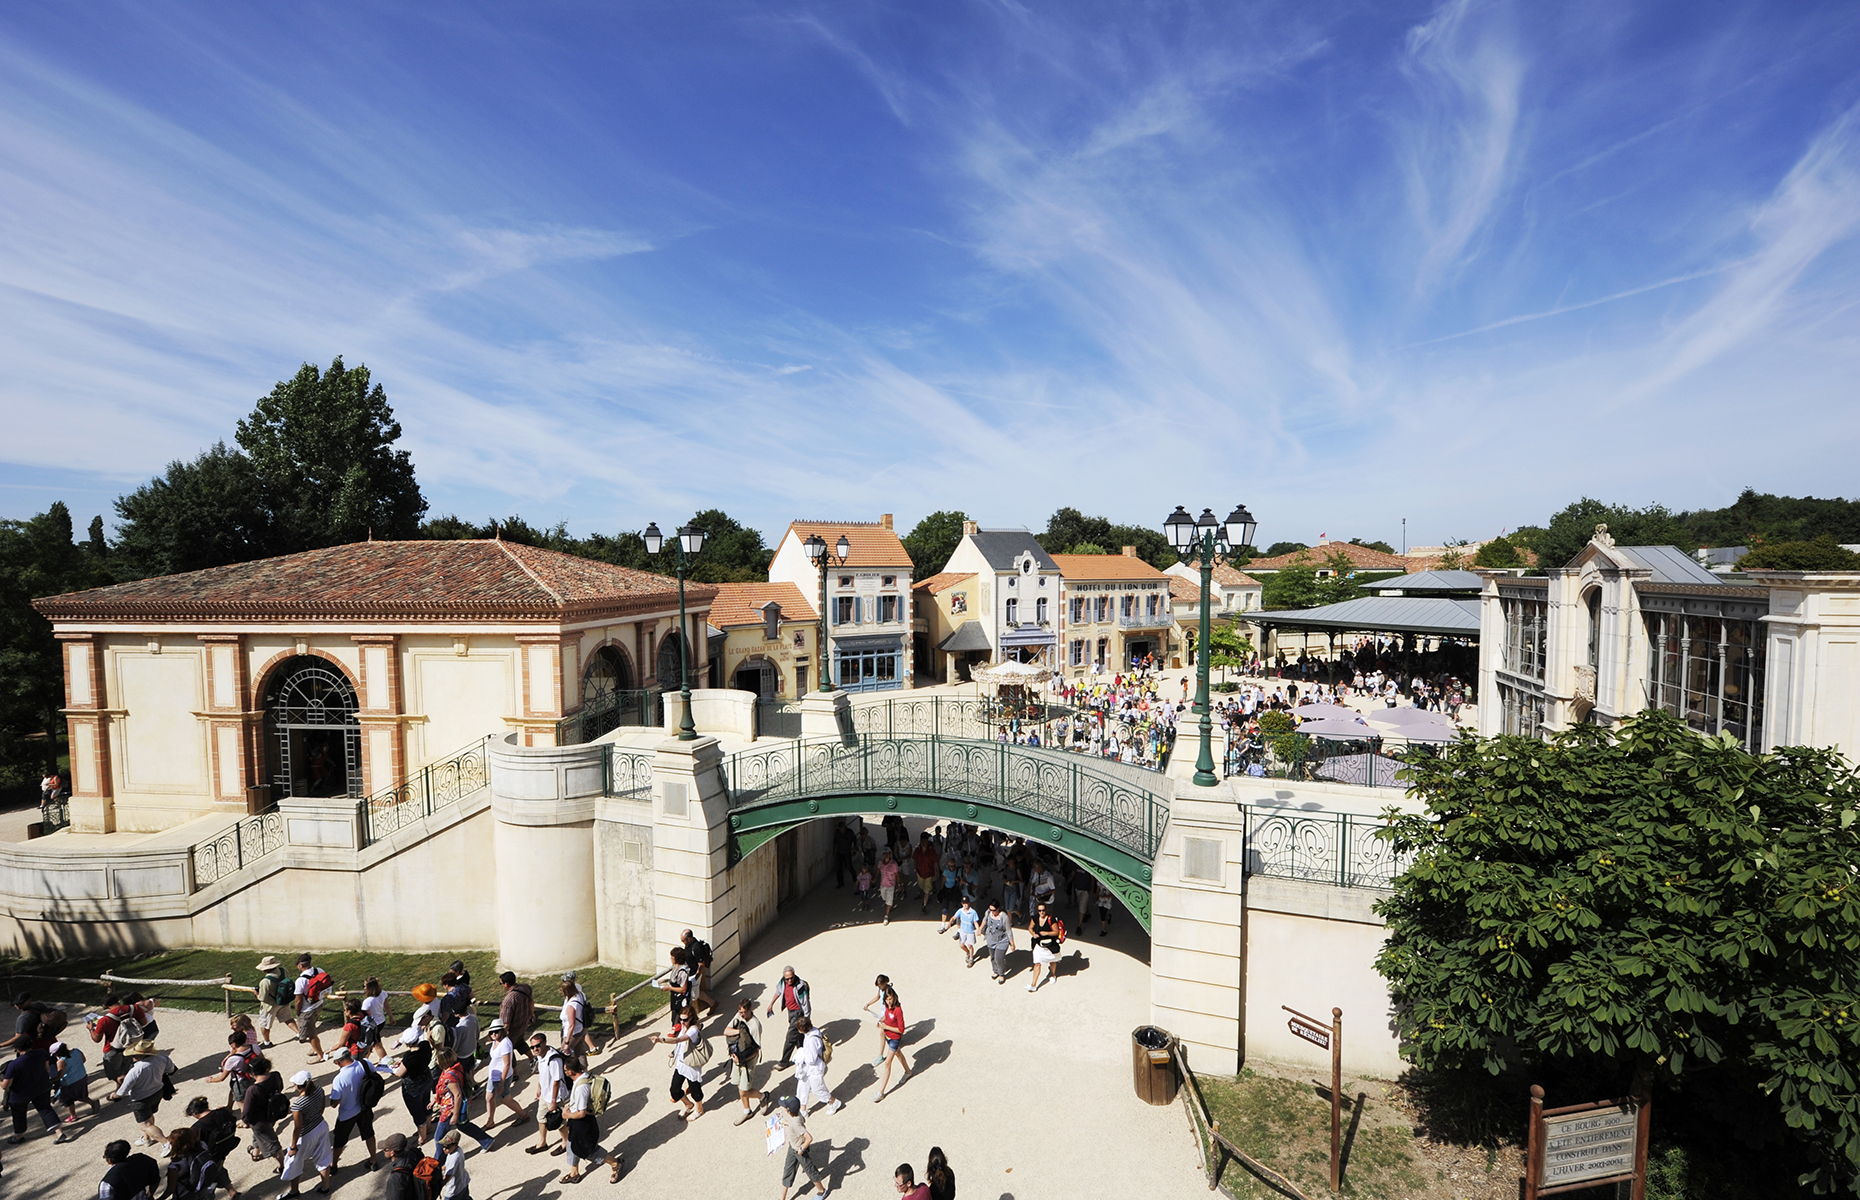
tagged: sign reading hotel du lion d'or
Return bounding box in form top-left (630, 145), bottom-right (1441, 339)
top-left (1540, 1103), bottom-right (1638, 1186)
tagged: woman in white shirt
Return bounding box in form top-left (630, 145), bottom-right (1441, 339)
top-left (652, 1004), bottom-right (706, 1121)
top-left (483, 1019), bottom-right (526, 1129)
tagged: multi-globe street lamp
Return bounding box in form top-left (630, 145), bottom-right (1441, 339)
top-left (801, 532), bottom-right (851, 693)
top-left (643, 521), bottom-right (707, 740)
top-left (1164, 503), bottom-right (1258, 787)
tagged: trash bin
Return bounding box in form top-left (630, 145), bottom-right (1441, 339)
top-left (1132, 1025), bottom-right (1178, 1106)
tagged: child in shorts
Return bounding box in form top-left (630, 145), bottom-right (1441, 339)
top-left (854, 864), bottom-right (873, 912)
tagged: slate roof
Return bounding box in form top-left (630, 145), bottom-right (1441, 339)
top-left (1051, 553), bottom-right (1168, 582)
top-left (913, 572), bottom-right (976, 594)
top-left (1251, 596), bottom-right (1482, 636)
top-left (783, 521), bottom-right (914, 570)
top-left (938, 622), bottom-right (994, 652)
top-left (1245, 542), bottom-right (1410, 572)
top-left (967, 529), bottom-right (1059, 573)
top-left (708, 582), bottom-right (816, 628)
top-left (32, 539), bottom-right (710, 623)
top-left (1612, 545), bottom-right (1722, 587)
top-left (1373, 569), bottom-right (1484, 593)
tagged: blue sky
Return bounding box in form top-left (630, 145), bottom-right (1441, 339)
top-left (2, 1), bottom-right (1857, 551)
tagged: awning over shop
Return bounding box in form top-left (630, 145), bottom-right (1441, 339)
top-left (938, 622), bottom-right (993, 653)
top-left (1000, 626), bottom-right (1055, 647)
top-left (1252, 596), bottom-right (1480, 638)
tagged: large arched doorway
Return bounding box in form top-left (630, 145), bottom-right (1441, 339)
top-left (263, 657), bottom-right (361, 800)
top-left (732, 656), bottom-right (778, 699)
top-left (657, 630), bottom-right (686, 690)
top-left (583, 645), bottom-right (634, 704)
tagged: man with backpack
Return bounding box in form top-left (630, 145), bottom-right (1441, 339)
top-left (253, 958), bottom-right (295, 1050)
top-left (496, 973), bottom-right (533, 1054)
top-left (326, 1045), bottom-right (381, 1174)
top-left (383, 1133), bottom-right (440, 1200)
top-left (560, 1057), bottom-right (623, 1183)
top-left (205, 1032), bottom-right (258, 1109)
top-left (292, 955), bottom-right (332, 1063)
top-left (680, 929), bottom-right (717, 1016)
top-left (97, 1137), bottom-right (163, 1200)
top-left (237, 1054), bottom-right (285, 1167)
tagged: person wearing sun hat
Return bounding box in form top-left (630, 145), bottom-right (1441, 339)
top-left (255, 956), bottom-right (294, 1049)
top-left (109, 1039), bottom-right (174, 1148)
top-left (439, 1127), bottom-right (471, 1200)
top-left (280, 1068), bottom-right (333, 1196)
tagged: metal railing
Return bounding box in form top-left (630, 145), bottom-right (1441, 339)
top-left (359, 735), bottom-right (493, 847)
top-left (1240, 805), bottom-right (1411, 889)
top-left (602, 743), bottom-right (654, 799)
top-left (721, 735), bottom-right (1171, 863)
top-left (39, 796), bottom-right (70, 834)
top-left (755, 699), bottom-right (804, 739)
top-left (191, 810), bottom-right (285, 889)
top-left (556, 689), bottom-right (664, 746)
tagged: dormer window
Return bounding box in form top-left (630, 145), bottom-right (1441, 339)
top-left (882, 576), bottom-right (896, 588)
top-left (763, 603), bottom-right (781, 641)
top-left (838, 576), bottom-right (853, 588)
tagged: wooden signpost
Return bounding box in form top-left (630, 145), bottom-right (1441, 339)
top-left (1523, 1084), bottom-right (1652, 1200)
top-left (1283, 1005), bottom-right (1343, 1189)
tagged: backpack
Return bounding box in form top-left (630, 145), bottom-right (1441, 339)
top-left (587, 1073), bottom-right (610, 1116)
top-left (818, 1036), bottom-right (833, 1066)
top-left (572, 995), bottom-right (595, 1030)
top-left (360, 1065), bottom-right (385, 1111)
top-left (266, 1089), bottom-right (290, 1124)
top-left (302, 969), bottom-right (333, 1005)
top-left (410, 1156), bottom-right (444, 1200)
top-left (256, 975), bottom-right (281, 1007)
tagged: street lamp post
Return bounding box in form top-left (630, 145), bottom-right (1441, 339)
top-left (801, 533), bottom-right (851, 693)
top-left (644, 521), bottom-right (708, 740)
top-left (1165, 503), bottom-right (1258, 787)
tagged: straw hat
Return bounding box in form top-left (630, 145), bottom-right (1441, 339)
top-left (255, 956), bottom-right (282, 972)
top-left (410, 983), bottom-right (438, 1003)
top-left (124, 1039), bottom-right (161, 1057)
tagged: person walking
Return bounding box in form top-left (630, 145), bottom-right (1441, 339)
top-left (1028, 902), bottom-right (1065, 993)
top-left (874, 988), bottom-right (910, 1102)
top-left (52, 1038), bottom-right (99, 1136)
top-left (425, 1047), bottom-right (493, 1156)
top-left (483, 1020), bottom-right (528, 1130)
top-left (389, 1030), bottom-right (434, 1131)
top-left (279, 1070), bottom-right (333, 1197)
top-left (253, 958), bottom-right (293, 1050)
top-left (2, 1043), bottom-right (59, 1143)
top-left (1069, 862), bottom-right (1094, 930)
top-left (558, 979), bottom-right (593, 1067)
top-left (950, 896), bottom-right (981, 967)
top-left (522, 1034), bottom-right (566, 1156)
top-left (774, 1095), bottom-right (828, 1200)
top-left (681, 930), bottom-right (718, 1016)
top-left (854, 861), bottom-right (873, 913)
top-left (893, 1162), bottom-right (929, 1199)
top-left (111, 1039), bottom-right (173, 1147)
top-left (381, 1135), bottom-right (421, 1200)
top-left (97, 1138), bottom-right (163, 1200)
top-left (654, 1004), bottom-right (707, 1122)
top-left (912, 835), bottom-right (938, 914)
top-left (876, 852), bottom-right (900, 925)
top-left (1000, 858), bottom-right (1024, 928)
top-left (438, 1129), bottom-right (471, 1200)
top-left (926, 1146), bottom-right (956, 1200)
top-left (860, 975), bottom-right (892, 1066)
top-left (239, 1054), bottom-right (284, 1167)
top-left (832, 821), bottom-right (855, 890)
top-left (291, 955), bottom-right (330, 1064)
top-left (725, 1000), bottom-right (766, 1125)
top-left (764, 966), bottom-right (811, 1070)
top-left (1095, 879), bottom-right (1115, 936)
top-left (791, 1017), bottom-right (841, 1115)
top-left (558, 1056), bottom-right (625, 1183)
top-left (358, 978), bottom-right (389, 1062)
top-left (497, 973), bottom-right (534, 1055)
top-left (325, 1046), bottom-right (379, 1174)
top-left (982, 901), bottom-right (1013, 984)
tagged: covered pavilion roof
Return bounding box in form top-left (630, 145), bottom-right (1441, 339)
top-left (1251, 596), bottom-right (1481, 638)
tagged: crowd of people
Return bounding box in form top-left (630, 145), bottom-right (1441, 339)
top-left (978, 662), bottom-right (1183, 769)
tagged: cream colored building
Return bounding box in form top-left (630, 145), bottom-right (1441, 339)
top-left (1479, 527), bottom-right (1860, 757)
top-left (912, 571), bottom-right (982, 683)
top-left (707, 582), bottom-right (818, 699)
top-left (767, 516), bottom-right (914, 693)
top-left (1163, 560), bottom-right (1261, 615)
top-left (1054, 549), bottom-right (1174, 675)
top-left (33, 539), bottom-right (713, 834)
top-left (931, 523), bottom-right (1063, 668)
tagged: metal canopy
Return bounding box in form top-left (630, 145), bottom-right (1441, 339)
top-left (938, 622), bottom-right (994, 652)
top-left (1253, 596), bottom-right (1481, 637)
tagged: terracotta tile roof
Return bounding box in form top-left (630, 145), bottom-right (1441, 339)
top-left (1210, 563), bottom-right (1261, 587)
top-left (1245, 542), bottom-right (1409, 572)
top-left (912, 572), bottom-right (976, 594)
top-left (1167, 575), bottom-right (1201, 603)
top-left (783, 521), bottom-right (914, 570)
top-left (33, 539), bottom-right (711, 623)
top-left (1051, 553), bottom-right (1168, 581)
top-left (707, 582), bottom-right (816, 627)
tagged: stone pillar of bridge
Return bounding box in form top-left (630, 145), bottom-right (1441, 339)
top-left (488, 738), bottom-right (602, 974)
top-left (650, 734), bottom-right (741, 979)
top-left (797, 689), bottom-right (852, 742)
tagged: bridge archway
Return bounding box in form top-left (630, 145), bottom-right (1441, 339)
top-left (719, 735), bottom-right (1169, 930)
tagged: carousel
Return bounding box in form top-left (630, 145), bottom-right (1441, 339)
top-left (970, 660), bottom-right (1068, 735)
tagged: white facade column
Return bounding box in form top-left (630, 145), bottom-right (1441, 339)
top-left (487, 739), bottom-right (601, 973)
top-left (797, 689), bottom-right (851, 741)
top-left (650, 736), bottom-right (740, 978)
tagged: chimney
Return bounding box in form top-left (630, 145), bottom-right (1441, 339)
top-left (1122, 545), bottom-right (1137, 558)
top-left (880, 514), bottom-right (893, 531)
top-left (962, 520), bottom-right (977, 537)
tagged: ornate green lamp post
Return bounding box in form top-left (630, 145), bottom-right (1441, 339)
top-left (1164, 503), bottom-right (1258, 787)
top-left (643, 520), bottom-right (708, 740)
top-left (801, 532), bottom-right (851, 693)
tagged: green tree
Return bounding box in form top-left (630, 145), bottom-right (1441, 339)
top-left (1435, 539), bottom-right (1472, 570)
top-left (1350, 538), bottom-right (1396, 554)
top-left (1520, 498), bottom-right (1696, 570)
top-left (1738, 537), bottom-right (1860, 572)
top-left (1205, 622), bottom-right (1254, 684)
top-left (1066, 542), bottom-right (1109, 556)
top-left (1315, 549), bottom-right (1365, 605)
top-left (681, 509), bottom-right (771, 583)
top-left (1036, 508), bottom-right (1175, 569)
top-left (0, 503), bottom-right (112, 791)
top-left (1260, 541), bottom-right (1309, 559)
top-left (901, 511), bottom-right (969, 582)
top-left (1472, 534), bottom-right (1523, 568)
top-left (1376, 713), bottom-right (1860, 1192)
top-left (236, 357), bottom-right (426, 553)
top-left (111, 443), bottom-right (269, 579)
top-left (1262, 559), bottom-right (1323, 610)
top-left (1679, 489), bottom-right (1860, 548)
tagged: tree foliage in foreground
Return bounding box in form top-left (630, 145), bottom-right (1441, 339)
top-left (1376, 712), bottom-right (1860, 1192)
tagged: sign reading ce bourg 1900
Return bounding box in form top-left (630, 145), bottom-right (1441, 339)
top-left (1523, 1084), bottom-right (1651, 1200)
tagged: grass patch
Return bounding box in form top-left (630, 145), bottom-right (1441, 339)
top-left (0, 949), bottom-right (660, 1028)
top-left (1197, 1067), bottom-right (1432, 1200)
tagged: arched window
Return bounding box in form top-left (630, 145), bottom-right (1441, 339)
top-left (1585, 589), bottom-right (1602, 670)
top-left (263, 657), bottom-right (360, 800)
top-left (582, 646), bottom-right (633, 705)
top-left (657, 631), bottom-right (686, 689)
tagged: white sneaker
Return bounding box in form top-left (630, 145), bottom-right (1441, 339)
top-left (827, 1099), bottom-right (843, 1114)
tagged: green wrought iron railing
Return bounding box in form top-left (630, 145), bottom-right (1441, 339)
top-left (843, 694), bottom-right (1176, 771)
top-left (1239, 805), bottom-right (1411, 889)
top-left (358, 735), bottom-right (494, 847)
top-left (556, 689), bottom-right (664, 746)
top-left (601, 743), bottom-right (655, 800)
top-left (720, 734), bottom-right (1171, 864)
top-left (39, 796), bottom-right (70, 834)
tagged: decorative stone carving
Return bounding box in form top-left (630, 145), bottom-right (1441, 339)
top-left (1571, 664), bottom-right (1596, 720)
top-left (1593, 524), bottom-right (1615, 549)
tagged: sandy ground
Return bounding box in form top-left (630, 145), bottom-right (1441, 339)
top-left (5, 875), bottom-right (1201, 1199)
